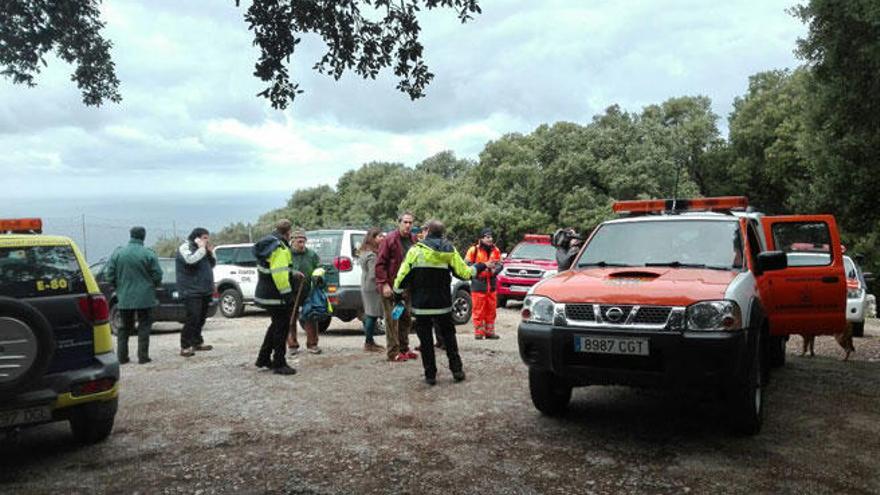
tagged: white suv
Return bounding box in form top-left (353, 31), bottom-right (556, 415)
top-left (213, 243), bottom-right (258, 318)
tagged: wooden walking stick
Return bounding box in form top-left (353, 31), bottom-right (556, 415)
top-left (287, 271), bottom-right (308, 341)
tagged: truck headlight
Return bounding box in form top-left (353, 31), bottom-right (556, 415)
top-left (847, 288), bottom-right (864, 299)
top-left (542, 269), bottom-right (558, 279)
top-left (686, 300), bottom-right (742, 331)
top-left (522, 295), bottom-right (556, 324)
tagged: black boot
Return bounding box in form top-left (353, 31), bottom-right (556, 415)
top-left (273, 365), bottom-right (297, 375)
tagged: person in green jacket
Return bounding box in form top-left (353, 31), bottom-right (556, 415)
top-left (287, 229), bottom-right (323, 354)
top-left (105, 226), bottom-right (163, 364)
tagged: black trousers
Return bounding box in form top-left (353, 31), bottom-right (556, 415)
top-left (181, 295), bottom-right (211, 349)
top-left (118, 308), bottom-right (153, 362)
top-left (260, 305), bottom-right (293, 368)
top-left (414, 313), bottom-right (462, 379)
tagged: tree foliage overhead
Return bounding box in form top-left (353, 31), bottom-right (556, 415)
top-left (0, 0), bottom-right (481, 107)
top-left (0, 0), bottom-right (121, 105)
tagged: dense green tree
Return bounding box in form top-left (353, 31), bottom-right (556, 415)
top-left (1, 0), bottom-right (482, 108)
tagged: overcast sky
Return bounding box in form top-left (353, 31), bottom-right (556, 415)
top-left (1, 0), bottom-right (806, 199)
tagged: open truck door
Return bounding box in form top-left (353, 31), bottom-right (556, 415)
top-left (758, 215), bottom-right (846, 336)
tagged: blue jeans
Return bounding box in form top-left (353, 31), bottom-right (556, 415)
top-left (363, 315), bottom-right (377, 344)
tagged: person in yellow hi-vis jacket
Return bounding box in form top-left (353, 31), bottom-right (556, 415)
top-left (252, 219), bottom-right (302, 375)
top-left (394, 220), bottom-right (482, 386)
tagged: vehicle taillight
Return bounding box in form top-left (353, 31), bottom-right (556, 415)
top-left (78, 294), bottom-right (110, 324)
top-left (333, 256), bottom-right (353, 272)
top-left (72, 378), bottom-right (116, 397)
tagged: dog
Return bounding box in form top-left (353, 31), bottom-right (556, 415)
top-left (800, 323), bottom-right (854, 361)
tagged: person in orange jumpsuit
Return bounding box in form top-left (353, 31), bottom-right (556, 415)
top-left (465, 228), bottom-right (503, 339)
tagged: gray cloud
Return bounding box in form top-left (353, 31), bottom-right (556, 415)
top-left (0, 0), bottom-right (805, 198)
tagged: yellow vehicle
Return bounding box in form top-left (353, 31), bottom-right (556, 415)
top-left (0, 218), bottom-right (119, 443)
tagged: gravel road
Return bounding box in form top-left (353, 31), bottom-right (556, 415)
top-left (2, 307), bottom-right (879, 494)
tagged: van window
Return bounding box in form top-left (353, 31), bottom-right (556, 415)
top-left (305, 231), bottom-right (343, 264)
top-left (351, 233), bottom-right (365, 258)
top-left (0, 245), bottom-right (87, 298)
top-left (159, 258), bottom-right (176, 284)
top-left (215, 247), bottom-right (236, 265)
top-left (234, 246), bottom-right (257, 267)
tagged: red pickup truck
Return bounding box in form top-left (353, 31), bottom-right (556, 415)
top-left (497, 234), bottom-right (559, 308)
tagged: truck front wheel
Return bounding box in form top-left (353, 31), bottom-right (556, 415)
top-left (528, 368), bottom-right (572, 416)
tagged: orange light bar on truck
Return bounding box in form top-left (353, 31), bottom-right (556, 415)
top-left (612, 196), bottom-right (748, 214)
top-left (0, 218), bottom-right (43, 233)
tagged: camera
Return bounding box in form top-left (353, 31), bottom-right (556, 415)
top-left (551, 228), bottom-right (584, 249)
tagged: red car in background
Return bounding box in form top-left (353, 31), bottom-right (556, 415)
top-left (497, 234), bottom-right (559, 308)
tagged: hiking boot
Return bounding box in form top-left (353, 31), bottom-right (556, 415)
top-left (364, 342), bottom-right (385, 353)
top-left (273, 365), bottom-right (297, 376)
top-left (194, 344), bottom-right (213, 351)
top-left (484, 333), bottom-right (500, 340)
top-left (404, 350), bottom-right (419, 360)
top-left (434, 341), bottom-right (444, 349)
top-left (474, 334), bottom-right (485, 340)
top-left (452, 370), bottom-right (466, 382)
top-left (255, 357), bottom-right (271, 368)
top-left (307, 346), bottom-right (322, 355)
top-left (138, 357), bottom-right (152, 365)
top-left (180, 347), bottom-right (195, 357)
top-left (425, 376), bottom-right (437, 386)
top-left (119, 356), bottom-right (131, 364)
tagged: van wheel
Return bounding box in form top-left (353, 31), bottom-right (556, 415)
top-left (0, 297), bottom-right (55, 398)
top-left (852, 322), bottom-right (865, 338)
top-left (219, 289), bottom-right (243, 318)
top-left (70, 399), bottom-right (118, 444)
top-left (528, 368), bottom-right (571, 416)
top-left (728, 338), bottom-right (764, 435)
top-left (451, 289), bottom-right (472, 325)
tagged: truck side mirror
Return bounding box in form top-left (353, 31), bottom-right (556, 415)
top-left (755, 251), bottom-right (787, 276)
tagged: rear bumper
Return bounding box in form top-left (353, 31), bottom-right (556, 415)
top-left (1, 352), bottom-right (120, 429)
top-left (846, 295), bottom-right (866, 323)
top-left (517, 322), bottom-right (749, 389)
top-left (330, 286), bottom-right (363, 314)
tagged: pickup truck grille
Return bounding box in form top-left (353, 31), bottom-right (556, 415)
top-left (564, 304), bottom-right (673, 326)
top-left (503, 267), bottom-right (544, 278)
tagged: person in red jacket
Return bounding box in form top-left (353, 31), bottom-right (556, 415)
top-left (465, 227), bottom-right (503, 339)
top-left (375, 212), bottom-right (419, 362)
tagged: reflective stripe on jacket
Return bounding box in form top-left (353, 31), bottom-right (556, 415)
top-left (393, 235), bottom-right (475, 316)
top-left (253, 233), bottom-right (294, 306)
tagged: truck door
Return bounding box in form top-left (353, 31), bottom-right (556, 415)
top-left (759, 215), bottom-right (846, 336)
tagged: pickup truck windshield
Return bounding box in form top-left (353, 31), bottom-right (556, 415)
top-left (577, 220), bottom-right (743, 270)
top-left (508, 243), bottom-right (556, 261)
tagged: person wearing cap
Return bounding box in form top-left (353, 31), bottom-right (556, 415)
top-left (253, 219), bottom-right (300, 375)
top-left (465, 227), bottom-right (503, 339)
top-left (393, 220), bottom-right (480, 385)
top-left (105, 226), bottom-right (163, 364)
top-left (287, 229), bottom-right (323, 354)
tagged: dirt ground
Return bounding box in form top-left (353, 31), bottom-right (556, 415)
top-left (2, 306), bottom-right (879, 495)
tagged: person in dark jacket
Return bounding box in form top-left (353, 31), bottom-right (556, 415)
top-left (254, 219), bottom-right (299, 375)
top-left (376, 212), bottom-right (419, 362)
top-left (176, 227), bottom-right (216, 357)
top-left (287, 229), bottom-right (323, 355)
top-left (394, 220), bottom-right (478, 385)
top-left (105, 226), bottom-right (163, 364)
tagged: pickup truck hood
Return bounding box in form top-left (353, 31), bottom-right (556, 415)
top-left (534, 267), bottom-right (739, 306)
